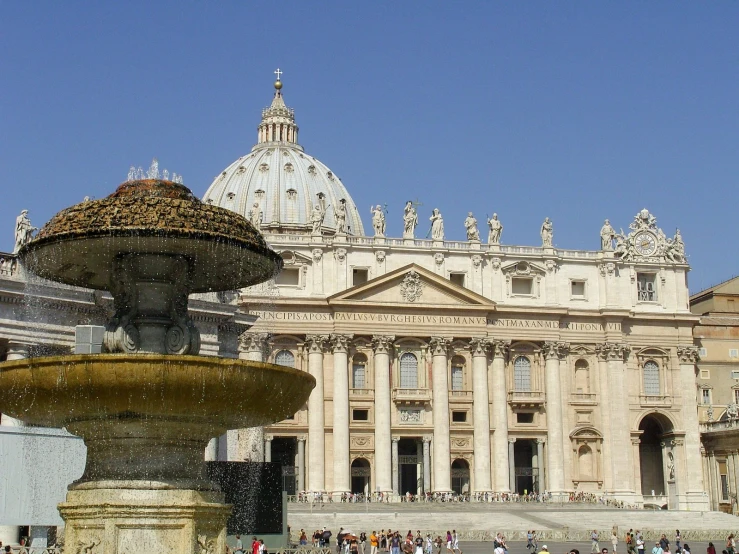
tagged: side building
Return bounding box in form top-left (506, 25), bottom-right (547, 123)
top-left (203, 77), bottom-right (707, 509)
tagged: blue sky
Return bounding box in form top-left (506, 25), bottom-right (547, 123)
top-left (1, 3), bottom-right (737, 292)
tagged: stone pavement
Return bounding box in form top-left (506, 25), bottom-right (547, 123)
top-left (288, 503), bottom-right (739, 541)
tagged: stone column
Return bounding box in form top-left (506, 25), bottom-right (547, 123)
top-left (469, 338), bottom-right (492, 492)
top-left (429, 336), bottom-right (452, 492)
top-left (508, 439), bottom-right (516, 493)
top-left (490, 340), bottom-right (510, 492)
top-left (297, 436), bottom-right (306, 492)
top-left (306, 335), bottom-right (328, 492)
top-left (332, 334), bottom-right (353, 497)
top-left (632, 437), bottom-right (642, 496)
top-left (677, 346), bottom-right (709, 509)
top-left (534, 438), bottom-right (544, 492)
top-left (372, 335), bottom-right (394, 494)
top-left (1, 342), bottom-right (29, 428)
top-left (423, 436), bottom-right (432, 493)
top-left (264, 435), bottom-right (272, 463)
top-left (232, 332), bottom-right (270, 462)
top-left (392, 437), bottom-right (400, 495)
top-left (596, 343), bottom-right (635, 499)
top-left (543, 341), bottom-right (568, 496)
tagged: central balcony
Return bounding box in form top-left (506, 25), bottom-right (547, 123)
top-left (349, 388), bottom-right (374, 401)
top-left (507, 390), bottom-right (545, 407)
top-left (392, 388), bottom-right (432, 405)
top-left (449, 390), bottom-right (473, 403)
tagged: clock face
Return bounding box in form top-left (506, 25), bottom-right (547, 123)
top-left (634, 231), bottom-right (657, 256)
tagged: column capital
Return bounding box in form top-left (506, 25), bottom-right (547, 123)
top-left (330, 333), bottom-right (354, 353)
top-left (238, 332), bottom-right (269, 354)
top-left (631, 438), bottom-right (641, 446)
top-left (392, 436), bottom-right (400, 443)
top-left (536, 438), bottom-right (546, 444)
top-left (468, 337), bottom-right (491, 357)
top-left (371, 335), bottom-right (395, 354)
top-left (508, 438), bottom-right (517, 444)
top-left (542, 341), bottom-right (569, 360)
top-left (264, 435), bottom-right (274, 442)
top-left (423, 435), bottom-right (433, 444)
top-left (297, 435), bottom-right (307, 442)
top-left (429, 336), bottom-right (452, 356)
top-left (305, 334), bottom-right (329, 353)
top-left (677, 345), bottom-right (700, 364)
top-left (490, 339), bottom-right (510, 360)
top-left (595, 342), bottom-right (631, 362)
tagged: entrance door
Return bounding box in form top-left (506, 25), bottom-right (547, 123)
top-left (351, 458), bottom-right (371, 495)
top-left (398, 438), bottom-right (422, 495)
top-left (272, 437), bottom-right (297, 494)
top-left (514, 440), bottom-right (539, 494)
top-left (451, 459), bottom-right (470, 495)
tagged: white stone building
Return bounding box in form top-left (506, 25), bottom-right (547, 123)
top-left (200, 77), bottom-right (708, 510)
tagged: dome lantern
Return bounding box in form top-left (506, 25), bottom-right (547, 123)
top-left (257, 69), bottom-right (299, 147)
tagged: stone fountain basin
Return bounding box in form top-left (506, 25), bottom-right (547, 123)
top-left (0, 354), bottom-right (315, 488)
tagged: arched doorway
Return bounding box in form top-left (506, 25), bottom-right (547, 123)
top-left (351, 458), bottom-right (371, 495)
top-left (451, 459), bottom-right (470, 495)
top-left (638, 413), bottom-right (674, 507)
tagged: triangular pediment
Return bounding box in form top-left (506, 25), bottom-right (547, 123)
top-left (328, 264), bottom-right (495, 308)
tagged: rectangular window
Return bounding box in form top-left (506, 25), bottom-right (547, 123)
top-left (571, 280), bottom-right (586, 298)
top-left (735, 389), bottom-right (739, 405)
top-left (700, 369), bottom-right (710, 379)
top-left (517, 412), bottom-right (535, 424)
top-left (451, 411), bottom-right (467, 423)
top-left (511, 277), bottom-right (533, 295)
top-left (730, 349), bottom-right (738, 358)
top-left (702, 388), bottom-right (711, 405)
top-left (352, 363), bottom-right (366, 388)
top-left (699, 348), bottom-right (707, 357)
top-left (451, 366), bottom-right (463, 391)
top-left (449, 273), bottom-right (465, 287)
top-left (352, 268), bottom-right (369, 286)
top-left (719, 461), bottom-right (729, 501)
top-left (274, 267), bottom-right (300, 286)
top-left (637, 273), bottom-right (658, 302)
top-left (733, 370), bottom-right (739, 380)
top-left (352, 409), bottom-right (369, 421)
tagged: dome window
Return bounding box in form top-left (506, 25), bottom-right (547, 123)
top-left (307, 165), bottom-right (317, 176)
top-left (284, 162), bottom-right (294, 173)
top-left (327, 171), bottom-right (334, 181)
top-left (259, 163), bottom-right (269, 173)
top-left (236, 165), bottom-right (246, 174)
top-left (286, 188), bottom-right (298, 200)
top-left (226, 192), bottom-right (236, 201)
top-left (255, 189), bottom-right (266, 200)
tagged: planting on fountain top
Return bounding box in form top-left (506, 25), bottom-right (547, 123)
top-left (21, 178), bottom-right (283, 355)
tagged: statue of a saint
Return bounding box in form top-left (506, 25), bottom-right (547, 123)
top-left (334, 198), bottom-right (347, 235)
top-left (464, 212), bottom-right (480, 241)
top-left (371, 205), bottom-right (386, 237)
top-left (665, 229), bottom-right (685, 263)
top-left (600, 219), bottom-right (615, 251)
top-left (667, 452), bottom-right (675, 481)
top-left (248, 202), bottom-right (263, 231)
top-left (310, 203), bottom-right (325, 235)
top-left (430, 208), bottom-right (444, 241)
top-left (540, 217), bottom-right (553, 248)
top-left (14, 210), bottom-right (36, 253)
top-left (403, 201), bottom-right (418, 239)
top-left (487, 213), bottom-right (503, 244)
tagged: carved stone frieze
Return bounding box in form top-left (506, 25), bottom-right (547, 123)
top-left (399, 409), bottom-right (423, 423)
top-left (400, 270), bottom-right (424, 303)
top-left (451, 436), bottom-right (471, 449)
top-left (490, 257), bottom-right (501, 271)
top-left (677, 345), bottom-right (700, 364)
top-left (434, 252), bottom-right (444, 266)
top-left (312, 248), bottom-right (323, 262)
top-left (598, 262), bottom-right (616, 276)
top-left (335, 248), bottom-right (347, 262)
top-left (544, 259), bottom-right (558, 273)
top-left (595, 342), bottom-right (631, 362)
top-left (471, 254), bottom-right (482, 268)
top-left (350, 435), bottom-right (374, 449)
top-left (375, 250), bottom-right (386, 263)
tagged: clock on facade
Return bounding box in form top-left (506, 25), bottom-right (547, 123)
top-left (633, 230), bottom-right (657, 256)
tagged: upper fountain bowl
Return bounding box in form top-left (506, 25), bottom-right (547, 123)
top-left (20, 179), bottom-right (282, 293)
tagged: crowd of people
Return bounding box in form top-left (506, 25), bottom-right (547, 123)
top-left (293, 528), bottom-right (464, 554)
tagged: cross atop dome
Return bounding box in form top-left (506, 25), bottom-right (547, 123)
top-left (274, 68), bottom-right (283, 90)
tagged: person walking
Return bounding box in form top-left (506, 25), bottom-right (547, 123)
top-left (371, 532), bottom-right (378, 554)
top-left (445, 532), bottom-right (453, 554)
top-left (612, 532), bottom-right (619, 554)
top-left (675, 531), bottom-right (682, 554)
top-left (591, 531), bottom-right (600, 554)
top-left (452, 531), bottom-right (460, 554)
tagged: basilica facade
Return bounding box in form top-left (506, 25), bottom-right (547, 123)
top-left (200, 77), bottom-right (708, 510)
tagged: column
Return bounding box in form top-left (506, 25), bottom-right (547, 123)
top-left (264, 436), bottom-right (272, 463)
top-left (306, 335), bottom-right (328, 492)
top-left (543, 342), bottom-right (567, 496)
top-left (508, 439), bottom-right (516, 493)
top-left (632, 438), bottom-right (642, 496)
top-left (597, 342), bottom-right (635, 498)
top-left (677, 346), bottom-right (709, 509)
top-left (297, 436), bottom-right (306, 492)
top-left (423, 436), bottom-right (432, 493)
top-left (537, 439), bottom-right (545, 492)
top-left (1, 343), bottom-right (29, 428)
top-left (429, 336), bottom-right (452, 492)
top-left (490, 340), bottom-right (510, 492)
top-left (331, 334), bottom-right (353, 497)
top-left (469, 338), bottom-right (492, 492)
top-left (392, 437), bottom-right (400, 495)
top-left (372, 335), bottom-right (394, 494)
top-left (234, 333), bottom-right (270, 462)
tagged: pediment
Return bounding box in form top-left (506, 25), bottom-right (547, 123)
top-left (501, 260), bottom-right (546, 276)
top-left (328, 264), bottom-right (495, 308)
top-left (277, 250), bottom-right (312, 265)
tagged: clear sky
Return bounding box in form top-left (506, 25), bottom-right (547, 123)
top-left (1, 3), bottom-right (737, 292)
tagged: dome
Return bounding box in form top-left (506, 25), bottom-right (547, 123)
top-left (202, 76), bottom-right (365, 237)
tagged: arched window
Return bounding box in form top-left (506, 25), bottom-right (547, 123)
top-left (275, 349), bottom-right (295, 368)
top-left (643, 360), bottom-right (660, 395)
top-left (578, 445), bottom-right (594, 478)
top-left (399, 353), bottom-right (418, 389)
top-left (451, 356), bottom-right (465, 391)
top-left (514, 356), bottom-right (531, 392)
top-left (574, 359), bottom-right (590, 393)
top-left (352, 353), bottom-right (368, 389)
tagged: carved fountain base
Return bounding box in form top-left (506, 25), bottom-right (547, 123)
top-left (60, 486), bottom-right (229, 554)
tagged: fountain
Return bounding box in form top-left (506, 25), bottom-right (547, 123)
top-left (0, 179), bottom-right (315, 553)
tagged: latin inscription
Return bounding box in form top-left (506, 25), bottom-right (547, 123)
top-left (248, 311), bottom-right (621, 331)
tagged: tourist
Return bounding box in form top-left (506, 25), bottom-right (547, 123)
top-left (728, 535), bottom-right (736, 554)
top-left (660, 535), bottom-right (670, 552)
top-left (391, 531), bottom-right (401, 554)
top-left (675, 531), bottom-right (682, 554)
top-left (352, 538), bottom-right (360, 554)
top-left (446, 531), bottom-right (453, 554)
top-left (540, 546), bottom-right (549, 554)
top-left (434, 536), bottom-right (443, 554)
top-left (683, 545), bottom-right (691, 554)
top-left (415, 533), bottom-right (424, 554)
top-left (653, 543), bottom-right (663, 554)
top-left (494, 541), bottom-right (506, 554)
top-left (527, 530), bottom-right (535, 552)
top-left (260, 539), bottom-right (267, 554)
top-left (637, 536), bottom-right (645, 554)
top-left (612, 531), bottom-right (619, 554)
top-left (361, 532), bottom-right (367, 554)
top-left (252, 536), bottom-right (259, 554)
top-left (371, 531), bottom-right (379, 554)
top-left (626, 530), bottom-right (636, 554)
top-left (707, 544), bottom-right (716, 554)
top-left (425, 534), bottom-right (433, 554)
top-left (452, 530), bottom-right (460, 554)
top-left (235, 535), bottom-right (244, 554)
top-left (300, 530), bottom-right (308, 546)
top-left (592, 531), bottom-right (600, 553)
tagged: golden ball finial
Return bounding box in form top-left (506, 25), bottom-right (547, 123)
top-left (274, 80), bottom-right (283, 90)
